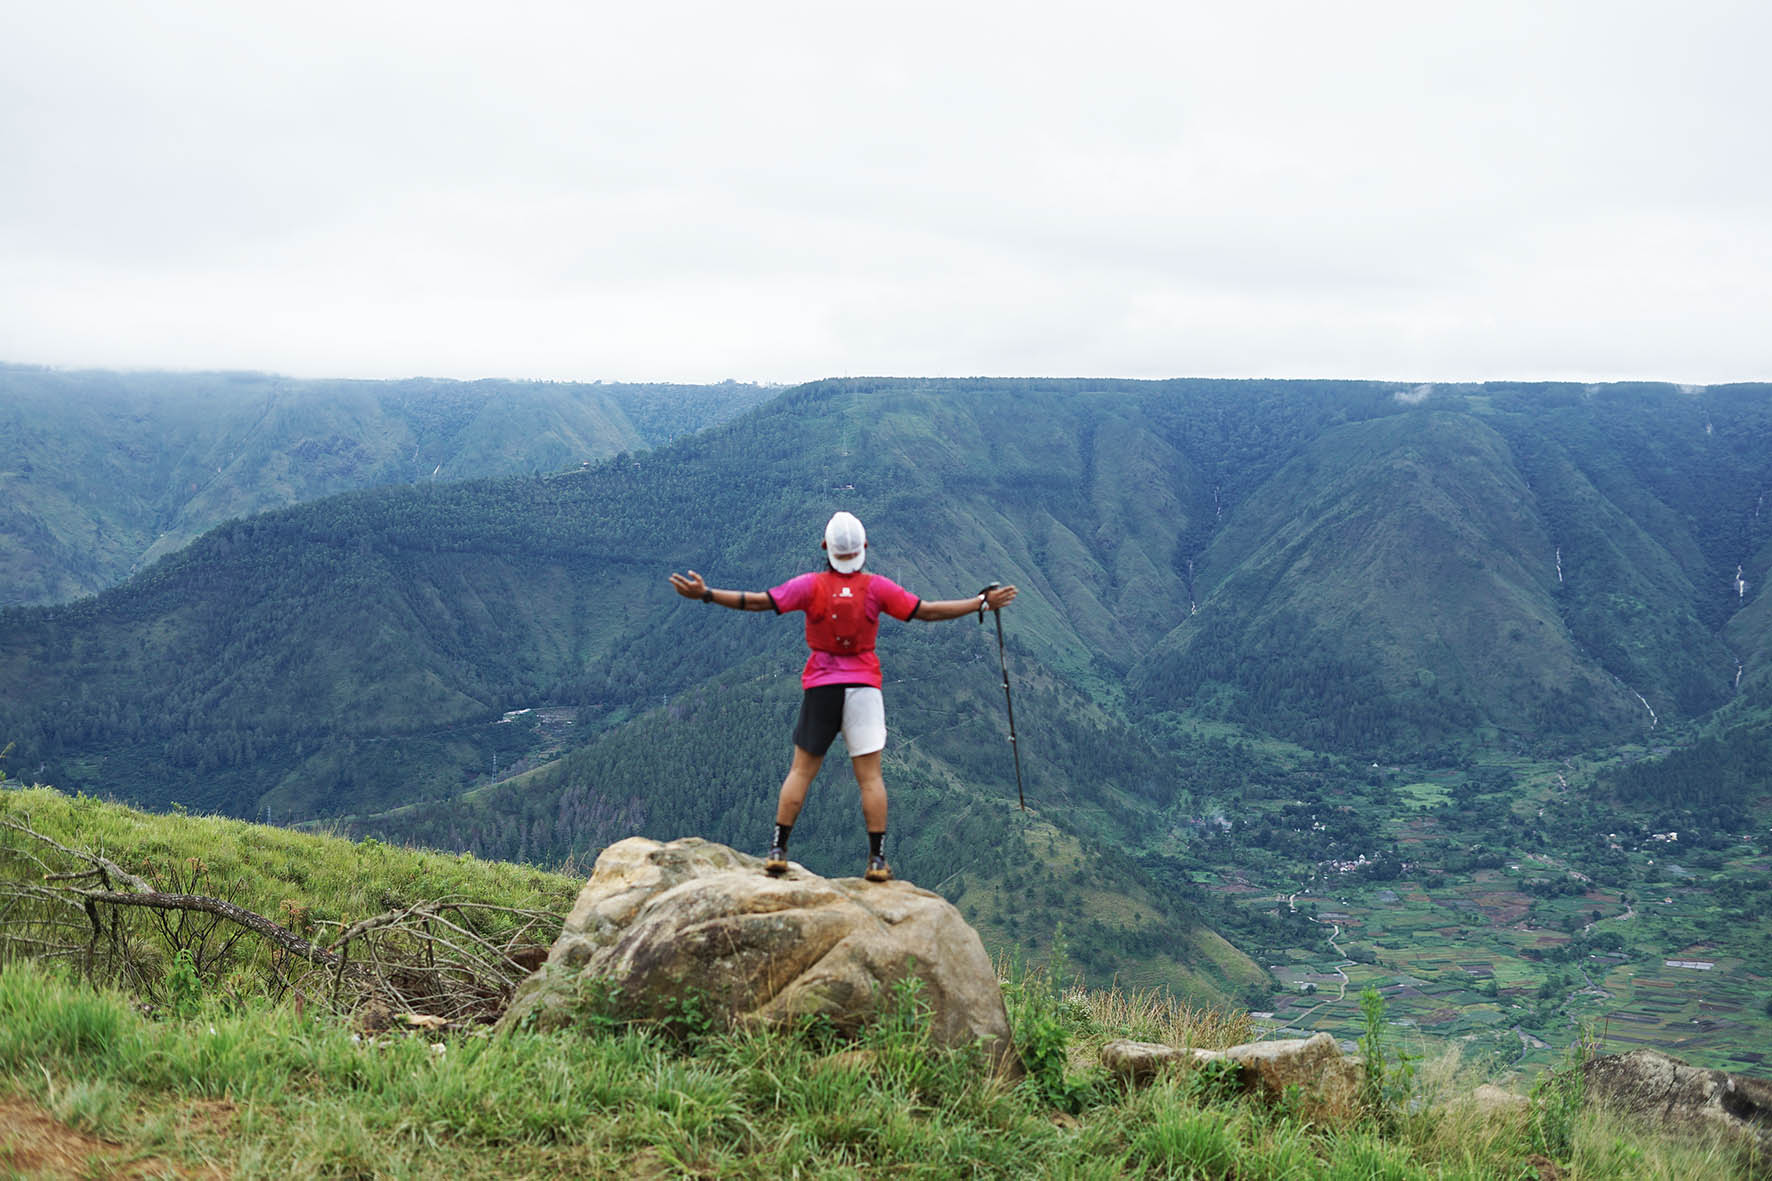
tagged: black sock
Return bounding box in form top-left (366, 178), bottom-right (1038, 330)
top-left (869, 831), bottom-right (885, 860)
top-left (772, 823), bottom-right (792, 851)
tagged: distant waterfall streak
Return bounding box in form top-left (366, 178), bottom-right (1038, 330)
top-left (1632, 690), bottom-right (1658, 729)
top-left (1738, 565), bottom-right (1748, 599)
top-left (1555, 546), bottom-right (1563, 585)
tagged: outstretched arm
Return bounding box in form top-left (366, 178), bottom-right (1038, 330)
top-left (914, 584), bottom-right (1017, 621)
top-left (669, 570), bottom-right (775, 611)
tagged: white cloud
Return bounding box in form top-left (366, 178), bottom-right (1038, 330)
top-left (1, 0), bottom-right (1768, 383)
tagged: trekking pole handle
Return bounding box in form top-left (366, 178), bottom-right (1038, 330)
top-left (976, 582), bottom-right (1000, 622)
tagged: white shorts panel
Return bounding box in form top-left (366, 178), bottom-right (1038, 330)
top-left (841, 686), bottom-right (887, 756)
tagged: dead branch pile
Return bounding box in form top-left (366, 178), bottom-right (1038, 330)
top-left (0, 813), bottom-right (555, 1025)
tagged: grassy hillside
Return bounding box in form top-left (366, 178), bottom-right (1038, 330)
top-left (1, 786), bottom-right (1760, 1179)
top-left (0, 378), bottom-right (1411, 996)
top-left (0, 363), bottom-right (775, 606)
top-left (0, 786), bottom-right (579, 951)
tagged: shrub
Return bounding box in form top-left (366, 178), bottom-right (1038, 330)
top-left (1002, 946), bottom-right (1104, 1113)
top-left (1528, 1032), bottom-right (1595, 1162)
top-left (1358, 986), bottom-right (1417, 1128)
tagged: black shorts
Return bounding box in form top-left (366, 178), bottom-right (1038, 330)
top-left (793, 684), bottom-right (887, 757)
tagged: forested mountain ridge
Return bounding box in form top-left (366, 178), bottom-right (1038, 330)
top-left (6, 378), bottom-right (1772, 810)
top-left (2, 378), bottom-right (1268, 813)
top-left (1133, 384), bottom-right (1772, 751)
top-left (0, 363), bottom-right (776, 606)
top-left (5, 376), bottom-right (1772, 1005)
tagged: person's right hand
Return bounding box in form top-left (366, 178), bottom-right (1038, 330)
top-left (669, 570), bottom-right (707, 600)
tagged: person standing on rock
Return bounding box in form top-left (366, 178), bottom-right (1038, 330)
top-left (670, 510), bottom-right (1017, 882)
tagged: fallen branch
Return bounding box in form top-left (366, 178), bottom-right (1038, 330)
top-left (1, 812), bottom-right (555, 1023)
top-left (0, 816), bottom-right (152, 893)
top-left (78, 890), bottom-right (340, 966)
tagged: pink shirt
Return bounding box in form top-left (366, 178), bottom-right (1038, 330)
top-left (768, 571), bottom-right (921, 688)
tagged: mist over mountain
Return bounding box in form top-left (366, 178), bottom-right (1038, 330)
top-left (0, 363), bottom-right (775, 606)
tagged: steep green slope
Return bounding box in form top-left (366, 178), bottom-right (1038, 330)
top-left (1473, 383), bottom-right (1772, 709)
top-left (1132, 411), bottom-right (1642, 751)
top-left (0, 364), bottom-right (774, 606)
top-left (1129, 387), bottom-right (1772, 755)
top-left (1727, 581), bottom-right (1772, 703)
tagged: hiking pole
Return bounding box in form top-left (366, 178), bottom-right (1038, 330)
top-left (977, 583), bottom-right (1026, 811)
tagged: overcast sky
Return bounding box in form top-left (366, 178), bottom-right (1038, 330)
top-left (2, 2), bottom-right (1766, 385)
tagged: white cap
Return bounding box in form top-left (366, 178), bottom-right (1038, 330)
top-left (824, 511), bottom-right (867, 573)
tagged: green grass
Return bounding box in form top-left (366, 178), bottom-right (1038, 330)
top-left (2, 787), bottom-right (1765, 1177)
top-left (2, 960), bottom-right (1760, 1179)
top-left (1397, 782), bottom-right (1453, 810)
top-left (0, 786), bottom-right (582, 1022)
top-left (2, 785), bottom-right (580, 935)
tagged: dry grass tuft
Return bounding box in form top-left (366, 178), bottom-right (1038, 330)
top-left (1064, 980), bottom-right (1253, 1050)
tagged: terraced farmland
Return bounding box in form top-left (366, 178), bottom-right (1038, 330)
top-left (1227, 766), bottom-right (1772, 1076)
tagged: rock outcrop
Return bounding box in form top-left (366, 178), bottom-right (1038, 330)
top-left (1583, 1049), bottom-right (1772, 1153)
top-left (1102, 1032), bottom-right (1362, 1119)
top-left (1226, 1032), bottom-right (1364, 1117)
top-left (1107, 1037), bottom-right (1772, 1150)
top-left (498, 837), bottom-right (1018, 1073)
top-left (1099, 1039), bottom-right (1219, 1084)
top-left (1464, 1083), bottom-right (1530, 1116)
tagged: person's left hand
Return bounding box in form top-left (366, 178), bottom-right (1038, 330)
top-left (669, 570), bottom-right (707, 599)
top-left (985, 584), bottom-right (1017, 611)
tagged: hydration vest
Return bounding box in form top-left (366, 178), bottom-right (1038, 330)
top-left (804, 571), bottom-right (876, 655)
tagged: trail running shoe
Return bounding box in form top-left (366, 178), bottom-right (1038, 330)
top-left (764, 847), bottom-right (789, 876)
top-left (864, 854), bottom-right (891, 883)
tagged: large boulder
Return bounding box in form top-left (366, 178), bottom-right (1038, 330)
top-left (1583, 1049), bottom-right (1772, 1153)
top-left (498, 837), bottom-right (1018, 1073)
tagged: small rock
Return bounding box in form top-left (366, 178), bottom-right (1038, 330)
top-left (353, 1001), bottom-right (393, 1035)
top-left (1100, 1039), bottom-right (1220, 1084)
top-left (401, 1013), bottom-right (450, 1031)
top-left (1468, 1083), bottom-right (1529, 1115)
top-left (1524, 1152), bottom-right (1563, 1180)
top-left (1103, 1032), bottom-right (1362, 1122)
top-left (1224, 1033), bottom-right (1363, 1121)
